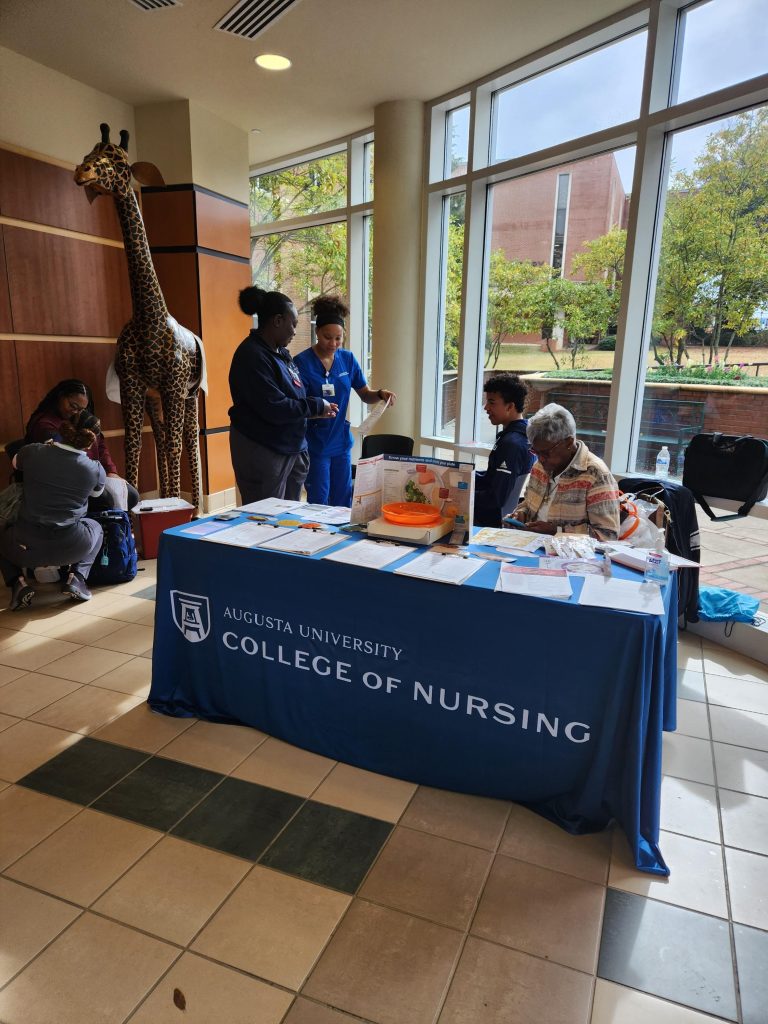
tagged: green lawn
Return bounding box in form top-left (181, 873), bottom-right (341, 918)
top-left (492, 344), bottom-right (768, 376)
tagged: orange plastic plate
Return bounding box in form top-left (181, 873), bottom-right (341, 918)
top-left (381, 502), bottom-right (441, 526)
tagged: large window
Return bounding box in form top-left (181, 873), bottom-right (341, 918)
top-left (422, 0), bottom-right (768, 485)
top-left (250, 133), bottom-right (374, 396)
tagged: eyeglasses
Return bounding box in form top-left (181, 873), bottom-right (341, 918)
top-left (530, 438), bottom-right (568, 459)
top-left (64, 398), bottom-right (88, 413)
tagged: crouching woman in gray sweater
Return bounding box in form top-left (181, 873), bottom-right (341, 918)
top-left (0, 412), bottom-right (107, 610)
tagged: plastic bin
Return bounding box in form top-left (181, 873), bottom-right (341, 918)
top-left (132, 499), bottom-right (194, 559)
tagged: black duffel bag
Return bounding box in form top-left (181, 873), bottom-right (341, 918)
top-left (683, 432), bottom-right (768, 521)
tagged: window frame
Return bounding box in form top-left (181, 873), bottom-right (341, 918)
top-left (249, 129), bottom-right (374, 428)
top-left (419, 0), bottom-right (768, 471)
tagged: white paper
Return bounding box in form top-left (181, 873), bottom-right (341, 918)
top-left (235, 498), bottom-right (307, 515)
top-left (539, 557), bottom-right (605, 576)
top-left (202, 523), bottom-right (292, 548)
top-left (394, 551), bottom-right (485, 585)
top-left (323, 539), bottom-right (415, 569)
top-left (472, 527), bottom-right (543, 550)
top-left (578, 575), bottom-right (665, 615)
top-left (603, 543), bottom-right (698, 572)
top-left (351, 398), bottom-right (391, 437)
top-left (258, 530), bottom-right (346, 556)
top-left (496, 566), bottom-right (573, 599)
top-left (134, 497), bottom-right (195, 513)
top-left (181, 521), bottom-right (233, 537)
top-left (298, 504), bottom-right (352, 525)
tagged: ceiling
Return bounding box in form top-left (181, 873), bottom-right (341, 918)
top-left (0, 0), bottom-right (634, 166)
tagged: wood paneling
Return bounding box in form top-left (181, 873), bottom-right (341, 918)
top-left (0, 149), bottom-right (123, 241)
top-left (4, 226), bottom-right (131, 337)
top-left (0, 228), bottom-right (12, 332)
top-left (142, 190), bottom-right (196, 248)
top-left (204, 430), bottom-right (235, 494)
top-left (198, 252), bottom-right (252, 429)
top-left (0, 340), bottom-right (25, 445)
top-left (15, 340), bottom-right (123, 432)
top-left (196, 191), bottom-right (249, 258)
top-left (152, 252), bottom-right (201, 336)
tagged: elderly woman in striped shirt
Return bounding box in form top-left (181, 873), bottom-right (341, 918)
top-left (509, 403), bottom-right (620, 541)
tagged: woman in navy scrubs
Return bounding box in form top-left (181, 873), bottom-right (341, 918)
top-left (229, 288), bottom-right (338, 504)
top-left (295, 295), bottom-right (396, 506)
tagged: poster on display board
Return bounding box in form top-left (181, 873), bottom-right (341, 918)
top-left (350, 453), bottom-right (475, 532)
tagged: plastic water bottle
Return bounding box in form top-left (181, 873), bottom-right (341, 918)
top-left (655, 445), bottom-right (670, 479)
top-left (644, 548), bottom-right (670, 586)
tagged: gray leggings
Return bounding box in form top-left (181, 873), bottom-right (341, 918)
top-left (229, 428), bottom-right (309, 505)
top-left (0, 518), bottom-right (102, 586)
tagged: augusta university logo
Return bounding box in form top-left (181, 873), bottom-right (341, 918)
top-left (171, 591), bottom-right (211, 643)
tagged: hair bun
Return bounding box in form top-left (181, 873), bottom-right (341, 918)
top-left (312, 294), bottom-right (349, 320)
top-left (238, 286), bottom-right (267, 316)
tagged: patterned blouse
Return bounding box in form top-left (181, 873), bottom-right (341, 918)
top-left (513, 439), bottom-right (620, 540)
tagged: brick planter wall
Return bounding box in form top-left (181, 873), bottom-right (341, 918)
top-left (523, 377), bottom-right (768, 474)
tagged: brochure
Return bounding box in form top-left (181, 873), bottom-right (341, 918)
top-left (350, 454), bottom-right (475, 537)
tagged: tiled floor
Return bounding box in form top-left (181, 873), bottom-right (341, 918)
top-left (696, 506), bottom-right (768, 612)
top-left (0, 561), bottom-right (767, 1023)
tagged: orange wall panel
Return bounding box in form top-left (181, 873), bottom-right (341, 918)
top-left (0, 149), bottom-right (123, 241)
top-left (204, 430), bottom-right (235, 494)
top-left (15, 339), bottom-right (123, 432)
top-left (4, 226), bottom-right (131, 337)
top-left (0, 228), bottom-right (12, 332)
top-left (196, 191), bottom-right (249, 258)
top-left (152, 252), bottom-right (201, 337)
top-left (198, 252), bottom-right (251, 429)
top-left (0, 340), bottom-right (24, 443)
top-left (142, 190), bottom-right (197, 248)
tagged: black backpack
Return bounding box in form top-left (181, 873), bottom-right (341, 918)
top-left (87, 510), bottom-right (138, 585)
top-left (683, 433), bottom-right (768, 521)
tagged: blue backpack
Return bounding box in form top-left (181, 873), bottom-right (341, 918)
top-left (88, 510), bottom-right (138, 585)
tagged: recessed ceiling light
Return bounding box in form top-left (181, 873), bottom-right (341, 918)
top-left (254, 53), bottom-right (291, 70)
top-left (250, 128), bottom-right (262, 134)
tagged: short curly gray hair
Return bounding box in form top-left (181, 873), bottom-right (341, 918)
top-left (527, 403), bottom-right (577, 446)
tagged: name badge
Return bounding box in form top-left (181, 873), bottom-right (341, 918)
top-left (322, 383), bottom-right (336, 398)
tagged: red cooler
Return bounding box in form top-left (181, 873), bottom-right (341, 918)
top-left (132, 499), bottom-right (194, 559)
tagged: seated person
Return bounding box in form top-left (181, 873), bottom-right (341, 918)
top-left (474, 373), bottom-right (534, 527)
top-left (23, 379), bottom-right (138, 512)
top-left (510, 403), bottom-right (620, 540)
top-left (0, 412), bottom-right (107, 610)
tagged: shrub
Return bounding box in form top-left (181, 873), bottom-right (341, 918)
top-left (596, 337), bottom-right (616, 351)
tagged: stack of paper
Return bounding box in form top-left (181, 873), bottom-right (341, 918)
top-left (323, 539), bottom-right (415, 569)
top-left (578, 575), bottom-right (665, 615)
top-left (236, 498), bottom-right (307, 515)
top-left (496, 565), bottom-right (573, 600)
top-left (394, 551), bottom-right (485, 585)
top-left (299, 504), bottom-right (352, 525)
top-left (180, 521), bottom-right (233, 537)
top-left (602, 544), bottom-right (698, 573)
top-left (202, 523), bottom-right (292, 548)
top-left (259, 530), bottom-right (346, 556)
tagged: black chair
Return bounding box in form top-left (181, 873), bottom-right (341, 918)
top-left (361, 434), bottom-right (415, 459)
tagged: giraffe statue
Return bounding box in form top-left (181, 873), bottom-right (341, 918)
top-left (73, 123), bottom-right (205, 513)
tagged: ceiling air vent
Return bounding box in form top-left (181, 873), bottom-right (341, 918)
top-left (215, 0), bottom-right (301, 40)
top-left (128, 0), bottom-right (181, 10)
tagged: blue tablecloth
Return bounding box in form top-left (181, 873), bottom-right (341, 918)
top-left (149, 519), bottom-right (677, 875)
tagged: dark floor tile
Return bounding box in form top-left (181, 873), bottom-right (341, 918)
top-left (132, 585), bottom-right (156, 601)
top-left (92, 755), bottom-right (222, 831)
top-left (172, 776), bottom-right (303, 860)
top-left (261, 801), bottom-right (392, 893)
top-left (598, 890), bottom-right (737, 1020)
top-left (734, 923), bottom-right (768, 1024)
top-left (17, 737), bottom-right (148, 805)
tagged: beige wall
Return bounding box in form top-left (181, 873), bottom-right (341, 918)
top-left (189, 103), bottom-right (249, 205)
top-left (0, 46), bottom-right (135, 166)
top-left (134, 100), bottom-right (194, 186)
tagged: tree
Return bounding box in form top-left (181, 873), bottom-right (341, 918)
top-left (249, 154), bottom-right (348, 310)
top-left (485, 254), bottom-right (555, 367)
top-left (653, 109), bottom-right (768, 365)
top-left (570, 226), bottom-right (627, 331)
